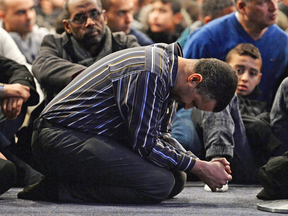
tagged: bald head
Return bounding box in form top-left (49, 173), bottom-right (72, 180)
top-left (0, 0), bottom-right (36, 37)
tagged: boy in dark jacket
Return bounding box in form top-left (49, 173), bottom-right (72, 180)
top-left (225, 43), bottom-right (282, 154)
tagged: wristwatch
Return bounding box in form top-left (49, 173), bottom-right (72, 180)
top-left (0, 83), bottom-right (5, 98)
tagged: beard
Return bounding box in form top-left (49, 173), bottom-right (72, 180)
top-left (170, 87), bottom-right (184, 106)
top-left (82, 28), bottom-right (104, 47)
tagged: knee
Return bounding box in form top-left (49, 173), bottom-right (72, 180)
top-left (144, 169), bottom-right (185, 204)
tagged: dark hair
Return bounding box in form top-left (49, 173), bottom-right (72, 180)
top-left (63, 0), bottom-right (102, 19)
top-left (152, 0), bottom-right (182, 14)
top-left (234, 0), bottom-right (251, 10)
top-left (225, 43), bottom-right (262, 67)
top-left (202, 0), bottom-right (234, 19)
top-left (100, 0), bottom-right (111, 11)
top-left (194, 58), bottom-right (238, 112)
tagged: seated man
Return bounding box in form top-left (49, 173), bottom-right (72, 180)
top-left (172, 43), bottom-right (286, 185)
top-left (0, 0), bottom-right (49, 64)
top-left (101, 0), bottom-right (154, 46)
top-left (17, 42), bottom-right (237, 203)
top-left (32, 0), bottom-right (140, 105)
top-left (183, 0), bottom-right (288, 108)
top-left (177, 0), bottom-right (235, 48)
top-left (0, 55), bottom-right (43, 187)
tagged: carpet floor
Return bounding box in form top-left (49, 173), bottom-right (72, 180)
top-left (0, 182), bottom-right (284, 216)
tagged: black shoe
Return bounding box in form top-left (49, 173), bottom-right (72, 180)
top-left (17, 176), bottom-right (59, 202)
top-left (13, 158), bottom-right (43, 187)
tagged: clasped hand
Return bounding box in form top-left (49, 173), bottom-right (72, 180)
top-left (191, 158), bottom-right (232, 192)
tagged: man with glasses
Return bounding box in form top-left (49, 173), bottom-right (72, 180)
top-left (32, 0), bottom-right (140, 105)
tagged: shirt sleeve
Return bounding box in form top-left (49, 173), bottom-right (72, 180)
top-left (125, 71), bottom-right (197, 172)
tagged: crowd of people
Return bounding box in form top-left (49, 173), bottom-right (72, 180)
top-left (0, 0), bottom-right (288, 203)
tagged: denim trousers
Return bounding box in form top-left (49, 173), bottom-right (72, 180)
top-left (31, 118), bottom-right (186, 204)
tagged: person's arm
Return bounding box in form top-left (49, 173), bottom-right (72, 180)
top-left (32, 34), bottom-right (87, 96)
top-left (125, 71), bottom-right (197, 172)
top-left (201, 108), bottom-right (235, 160)
top-left (0, 56), bottom-right (38, 106)
top-left (0, 28), bottom-right (27, 66)
top-left (271, 77), bottom-right (288, 144)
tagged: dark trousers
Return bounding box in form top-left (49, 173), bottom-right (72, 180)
top-left (32, 118), bottom-right (186, 204)
top-left (0, 158), bottom-right (16, 195)
top-left (0, 105), bottom-right (27, 149)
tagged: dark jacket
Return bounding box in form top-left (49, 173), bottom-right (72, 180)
top-left (32, 26), bottom-right (139, 103)
top-left (238, 86), bottom-right (282, 153)
top-left (0, 55), bottom-right (39, 106)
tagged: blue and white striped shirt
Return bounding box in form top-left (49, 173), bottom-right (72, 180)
top-left (40, 42), bottom-right (197, 172)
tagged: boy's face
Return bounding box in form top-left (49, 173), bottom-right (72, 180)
top-left (148, 1), bottom-right (180, 33)
top-left (228, 54), bottom-right (262, 96)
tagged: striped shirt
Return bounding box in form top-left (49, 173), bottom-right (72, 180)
top-left (40, 42), bottom-right (197, 172)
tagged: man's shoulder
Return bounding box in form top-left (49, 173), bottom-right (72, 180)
top-left (42, 32), bottom-right (68, 46)
top-left (267, 24), bottom-right (288, 39)
top-left (111, 31), bottom-right (140, 48)
top-left (195, 13), bottom-right (235, 36)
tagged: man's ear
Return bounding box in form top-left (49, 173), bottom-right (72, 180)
top-left (173, 12), bottom-right (183, 26)
top-left (256, 73), bottom-right (262, 85)
top-left (0, 10), bottom-right (6, 20)
top-left (102, 10), bottom-right (108, 25)
top-left (188, 74), bottom-right (203, 84)
top-left (62, 20), bottom-right (72, 34)
top-left (203, 16), bottom-right (212, 24)
top-left (237, 0), bottom-right (246, 14)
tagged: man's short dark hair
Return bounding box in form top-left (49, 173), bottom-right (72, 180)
top-left (202, 0), bottom-right (234, 19)
top-left (194, 58), bottom-right (238, 112)
top-left (101, 0), bottom-right (111, 11)
top-left (152, 0), bottom-right (182, 14)
top-left (225, 43), bottom-right (262, 67)
top-left (63, 0), bottom-right (102, 20)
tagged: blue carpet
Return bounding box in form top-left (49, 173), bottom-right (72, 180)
top-left (0, 182), bottom-right (283, 215)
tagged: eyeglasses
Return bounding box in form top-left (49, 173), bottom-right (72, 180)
top-left (68, 10), bottom-right (103, 25)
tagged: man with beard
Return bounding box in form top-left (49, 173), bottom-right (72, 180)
top-left (18, 43), bottom-right (237, 203)
top-left (32, 0), bottom-right (140, 105)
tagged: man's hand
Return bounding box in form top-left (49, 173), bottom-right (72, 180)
top-left (190, 158), bottom-right (232, 192)
top-left (0, 152), bottom-right (7, 160)
top-left (1, 97), bottom-right (24, 120)
top-left (3, 84), bottom-right (30, 103)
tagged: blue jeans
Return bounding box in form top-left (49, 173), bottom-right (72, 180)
top-left (171, 108), bottom-right (202, 155)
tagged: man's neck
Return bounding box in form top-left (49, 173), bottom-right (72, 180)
top-left (235, 11), bottom-right (267, 41)
top-left (83, 36), bottom-right (106, 57)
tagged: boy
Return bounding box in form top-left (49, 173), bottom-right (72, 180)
top-left (226, 43), bottom-right (282, 154)
top-left (146, 0), bottom-right (187, 43)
